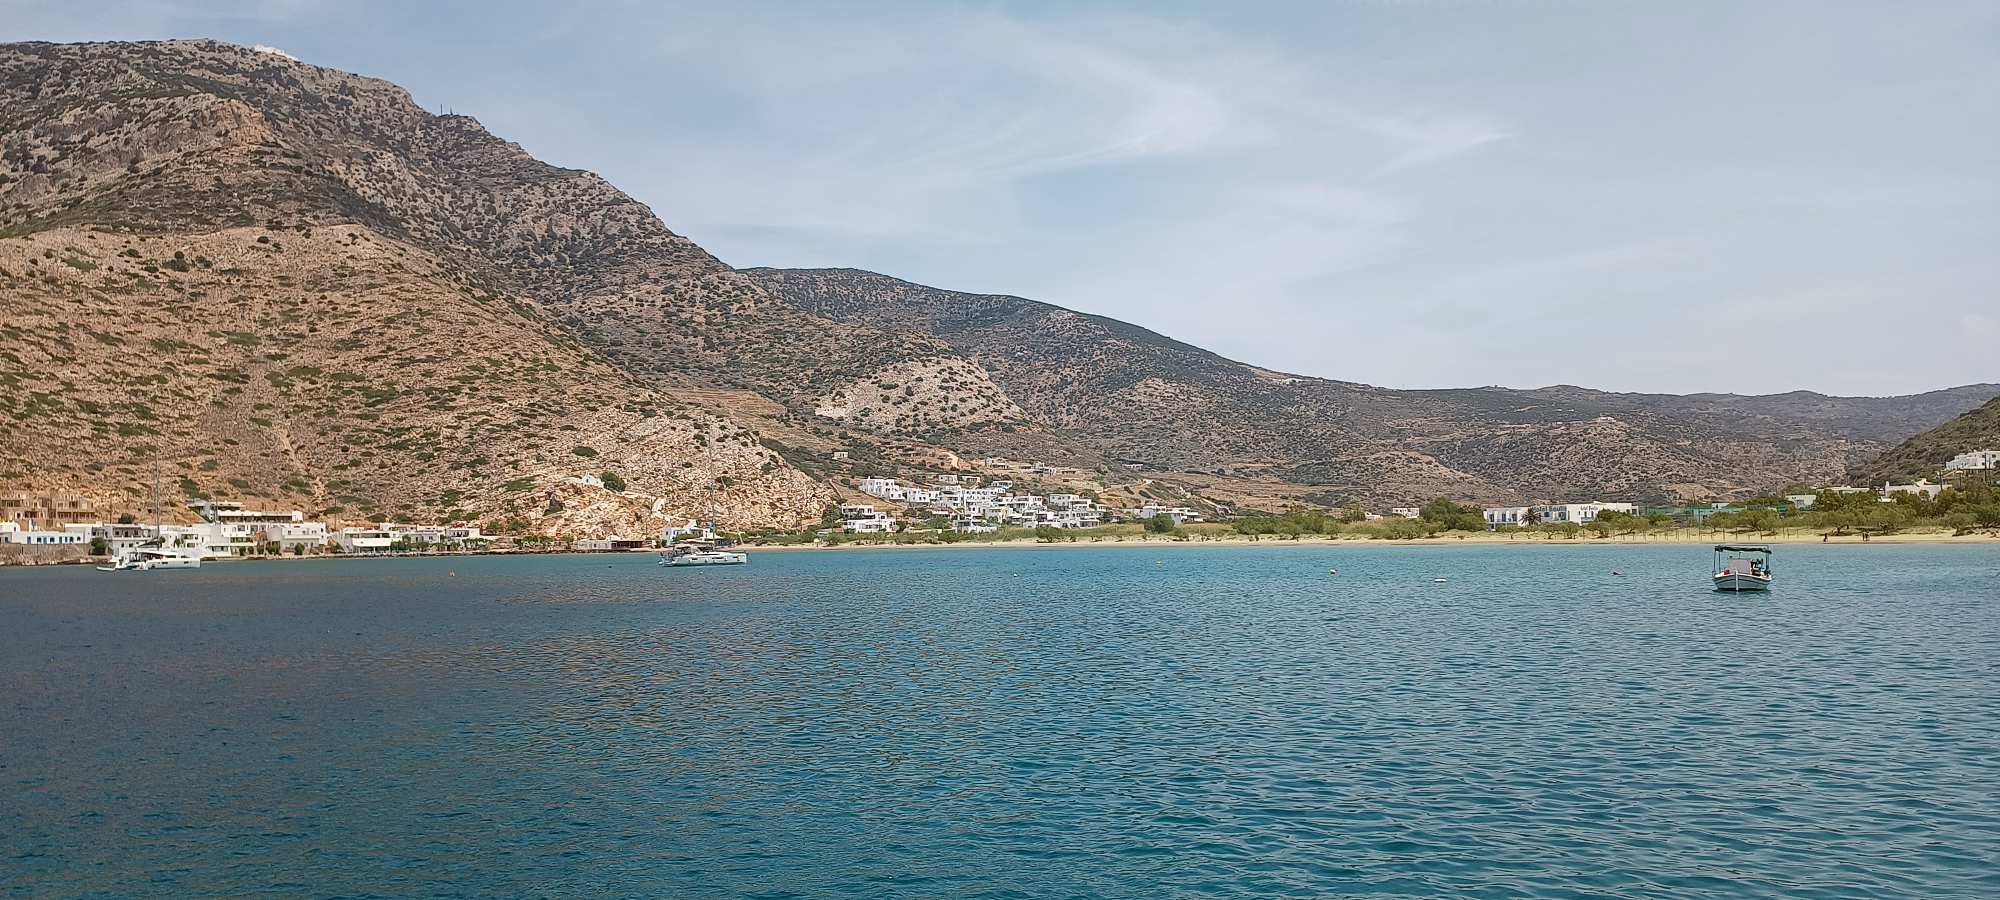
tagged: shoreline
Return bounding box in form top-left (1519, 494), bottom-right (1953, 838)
top-left (741, 529), bottom-right (1999, 551)
top-left (9, 529), bottom-right (1993, 567)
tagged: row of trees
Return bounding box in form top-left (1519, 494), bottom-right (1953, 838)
top-left (1703, 481), bottom-right (2000, 536)
top-left (1230, 499), bottom-right (1484, 539)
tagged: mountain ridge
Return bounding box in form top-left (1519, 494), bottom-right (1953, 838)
top-left (2, 38), bottom-right (1992, 532)
top-left (744, 266), bottom-right (1995, 502)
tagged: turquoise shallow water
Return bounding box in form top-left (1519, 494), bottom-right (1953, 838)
top-left (2, 543), bottom-right (1996, 897)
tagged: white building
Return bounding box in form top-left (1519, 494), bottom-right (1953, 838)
top-left (1390, 507), bottom-right (1422, 519)
top-left (1880, 480), bottom-right (1944, 500)
top-left (1944, 450), bottom-right (2000, 472)
top-left (859, 477), bottom-right (905, 501)
top-left (1529, 501), bottom-right (1638, 524)
top-left (333, 527), bottom-right (395, 553)
top-left (662, 519), bottom-right (716, 543)
top-left (1126, 504), bottom-right (1202, 525)
top-left (1, 521), bottom-right (85, 545)
top-left (842, 516), bottom-right (897, 534)
top-left (187, 501), bottom-right (325, 556)
top-left (838, 502), bottom-right (899, 533)
top-left (853, 476), bottom-right (1100, 532)
top-left (1786, 494), bottom-right (1817, 509)
top-left (1483, 506), bottom-right (1530, 527)
top-left (63, 522), bottom-right (157, 552)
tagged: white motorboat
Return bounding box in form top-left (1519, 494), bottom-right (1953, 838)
top-left (659, 545), bottom-right (748, 567)
top-left (1712, 545), bottom-right (1772, 592)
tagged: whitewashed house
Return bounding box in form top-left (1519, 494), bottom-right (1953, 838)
top-left (1528, 502), bottom-right (1637, 524)
top-left (333, 527), bottom-right (395, 553)
top-left (1945, 450), bottom-right (2000, 472)
top-left (1880, 480), bottom-right (1944, 500)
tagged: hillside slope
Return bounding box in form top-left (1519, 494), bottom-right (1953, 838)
top-left (4, 39), bottom-right (1987, 524)
top-left (0, 39), bottom-right (845, 532)
top-left (1857, 398), bottom-right (2000, 484)
top-left (746, 267), bottom-right (1997, 503)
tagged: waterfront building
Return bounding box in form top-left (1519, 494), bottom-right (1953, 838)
top-left (333, 527), bottom-right (395, 553)
top-left (62, 522), bottom-right (156, 551)
top-left (0, 521), bottom-right (86, 545)
top-left (842, 516), bottom-right (898, 534)
top-left (1483, 506), bottom-right (1530, 527)
top-left (576, 536), bottom-right (649, 551)
top-left (187, 500), bottom-right (326, 556)
top-left (838, 502), bottom-right (899, 533)
top-left (1530, 501), bottom-right (1637, 524)
top-left (1390, 507), bottom-right (1422, 519)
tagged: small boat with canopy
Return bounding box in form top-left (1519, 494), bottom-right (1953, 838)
top-left (1712, 545), bottom-right (1773, 592)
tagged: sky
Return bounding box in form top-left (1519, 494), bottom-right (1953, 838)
top-left (6, 1), bottom-right (1995, 396)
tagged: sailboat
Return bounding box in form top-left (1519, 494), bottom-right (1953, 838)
top-left (99, 460), bottom-right (201, 571)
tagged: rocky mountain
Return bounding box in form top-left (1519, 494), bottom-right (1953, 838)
top-left (2, 39), bottom-right (1991, 532)
top-left (1856, 397), bottom-right (2000, 484)
top-left (745, 268), bottom-right (1998, 504)
top-left (0, 39), bottom-right (846, 534)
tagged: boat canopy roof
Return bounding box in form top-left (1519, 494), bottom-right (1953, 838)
top-left (1714, 545), bottom-right (1772, 554)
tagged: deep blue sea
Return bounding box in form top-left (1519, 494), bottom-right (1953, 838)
top-left (2, 544), bottom-right (1996, 898)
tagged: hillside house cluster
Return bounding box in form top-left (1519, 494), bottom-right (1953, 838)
top-left (854, 476), bottom-right (1108, 533)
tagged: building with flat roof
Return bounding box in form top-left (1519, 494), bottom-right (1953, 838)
top-left (1945, 450), bottom-right (1999, 472)
top-left (1, 491), bottom-right (98, 527)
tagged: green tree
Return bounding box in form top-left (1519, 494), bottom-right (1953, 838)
top-left (1418, 499), bottom-right (1484, 531)
top-left (598, 471), bottom-right (626, 492)
top-left (1144, 513), bottom-right (1176, 534)
top-left (1033, 525), bottom-right (1064, 542)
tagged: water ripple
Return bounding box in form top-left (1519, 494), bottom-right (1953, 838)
top-left (1, 544), bottom-right (1996, 897)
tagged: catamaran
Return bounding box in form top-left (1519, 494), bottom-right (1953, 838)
top-left (99, 459), bottom-right (203, 571)
top-left (98, 542), bottom-right (203, 571)
top-left (1712, 545), bottom-right (1773, 592)
top-left (658, 543), bottom-right (748, 567)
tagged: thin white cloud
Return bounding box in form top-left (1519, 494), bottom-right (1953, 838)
top-left (3, 0), bottom-right (1992, 395)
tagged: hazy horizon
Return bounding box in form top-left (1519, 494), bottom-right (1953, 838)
top-left (5, 1), bottom-right (1995, 396)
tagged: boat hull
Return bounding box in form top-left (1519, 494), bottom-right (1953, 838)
top-left (1712, 573), bottom-right (1772, 592)
top-left (98, 552), bottom-right (202, 571)
top-left (660, 552), bottom-right (747, 567)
